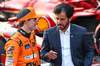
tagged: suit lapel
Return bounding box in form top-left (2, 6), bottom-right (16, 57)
top-left (70, 24), bottom-right (74, 58)
top-left (55, 27), bottom-right (62, 60)
top-left (54, 24), bottom-right (75, 61)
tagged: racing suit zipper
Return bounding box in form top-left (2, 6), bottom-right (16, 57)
top-left (29, 39), bottom-right (36, 66)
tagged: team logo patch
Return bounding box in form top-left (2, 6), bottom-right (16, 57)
top-left (32, 42), bottom-right (35, 47)
top-left (7, 55), bottom-right (14, 59)
top-left (7, 51), bottom-right (13, 55)
top-left (7, 46), bottom-right (14, 50)
top-left (25, 44), bottom-right (30, 49)
top-left (25, 54), bottom-right (33, 60)
top-left (6, 59), bottom-right (14, 62)
top-left (5, 62), bottom-right (13, 65)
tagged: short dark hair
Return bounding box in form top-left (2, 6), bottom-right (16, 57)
top-left (53, 3), bottom-right (74, 18)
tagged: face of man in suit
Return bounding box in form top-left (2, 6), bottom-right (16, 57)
top-left (56, 11), bottom-right (72, 32)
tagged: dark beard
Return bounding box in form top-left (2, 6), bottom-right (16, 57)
top-left (61, 21), bottom-right (69, 30)
top-left (57, 20), bottom-right (69, 30)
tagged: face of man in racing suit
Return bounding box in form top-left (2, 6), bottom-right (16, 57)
top-left (22, 18), bottom-right (38, 33)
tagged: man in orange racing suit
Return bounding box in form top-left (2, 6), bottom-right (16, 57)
top-left (4, 7), bottom-right (43, 66)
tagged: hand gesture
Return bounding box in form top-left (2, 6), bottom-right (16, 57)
top-left (48, 50), bottom-right (57, 60)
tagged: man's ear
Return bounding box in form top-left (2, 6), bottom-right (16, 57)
top-left (24, 20), bottom-right (28, 24)
top-left (69, 16), bottom-right (72, 22)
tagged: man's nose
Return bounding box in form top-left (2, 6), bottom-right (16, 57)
top-left (57, 20), bottom-right (62, 23)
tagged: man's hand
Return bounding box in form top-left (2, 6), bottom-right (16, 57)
top-left (48, 50), bottom-right (57, 60)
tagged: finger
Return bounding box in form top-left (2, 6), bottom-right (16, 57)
top-left (51, 55), bottom-right (57, 60)
top-left (48, 53), bottom-right (53, 59)
top-left (48, 50), bottom-right (57, 59)
top-left (50, 50), bottom-right (57, 54)
top-left (48, 53), bottom-right (56, 59)
top-left (53, 52), bottom-right (57, 54)
top-left (50, 54), bottom-right (57, 59)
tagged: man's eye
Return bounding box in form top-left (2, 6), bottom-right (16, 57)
top-left (56, 18), bottom-right (65, 20)
top-left (34, 18), bottom-right (37, 21)
top-left (61, 18), bottom-right (65, 20)
top-left (56, 18), bottom-right (59, 20)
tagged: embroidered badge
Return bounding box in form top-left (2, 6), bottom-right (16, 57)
top-left (5, 62), bottom-right (13, 65)
top-left (6, 59), bottom-right (14, 62)
top-left (25, 54), bottom-right (33, 60)
top-left (32, 42), bottom-right (35, 47)
top-left (7, 55), bottom-right (14, 59)
top-left (25, 44), bottom-right (30, 49)
top-left (7, 51), bottom-right (13, 55)
top-left (7, 46), bottom-right (14, 50)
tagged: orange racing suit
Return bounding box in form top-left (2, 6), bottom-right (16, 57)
top-left (5, 28), bottom-right (40, 66)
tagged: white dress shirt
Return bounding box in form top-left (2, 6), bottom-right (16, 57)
top-left (59, 24), bottom-right (74, 66)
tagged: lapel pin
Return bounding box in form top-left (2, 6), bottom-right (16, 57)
top-left (71, 35), bottom-right (73, 37)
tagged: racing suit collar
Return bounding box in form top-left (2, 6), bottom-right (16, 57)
top-left (17, 28), bottom-right (31, 38)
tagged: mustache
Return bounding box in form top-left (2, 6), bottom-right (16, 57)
top-left (57, 24), bottom-right (64, 26)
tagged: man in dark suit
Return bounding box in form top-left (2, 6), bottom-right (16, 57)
top-left (40, 3), bottom-right (94, 66)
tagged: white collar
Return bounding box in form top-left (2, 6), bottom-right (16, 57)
top-left (59, 24), bottom-right (70, 34)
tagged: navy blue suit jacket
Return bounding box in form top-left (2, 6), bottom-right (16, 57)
top-left (40, 24), bottom-right (94, 66)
